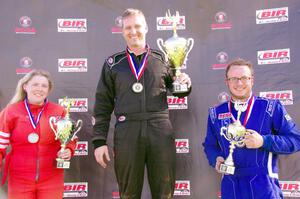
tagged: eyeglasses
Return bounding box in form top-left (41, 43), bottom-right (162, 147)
top-left (227, 76), bottom-right (252, 84)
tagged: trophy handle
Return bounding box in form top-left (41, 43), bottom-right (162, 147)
top-left (220, 126), bottom-right (230, 141)
top-left (71, 119), bottom-right (83, 140)
top-left (181, 38), bottom-right (194, 67)
top-left (49, 116), bottom-right (59, 139)
top-left (185, 38), bottom-right (194, 59)
top-left (220, 126), bottom-right (234, 143)
top-left (156, 38), bottom-right (168, 61)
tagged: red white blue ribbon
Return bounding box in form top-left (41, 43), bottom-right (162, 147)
top-left (24, 98), bottom-right (47, 129)
top-left (126, 45), bottom-right (150, 81)
top-left (228, 95), bottom-right (255, 127)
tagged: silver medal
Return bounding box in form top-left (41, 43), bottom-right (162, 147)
top-left (132, 82), bottom-right (143, 93)
top-left (28, 132), bottom-right (39, 143)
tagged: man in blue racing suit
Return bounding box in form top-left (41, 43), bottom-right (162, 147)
top-left (203, 58), bottom-right (300, 199)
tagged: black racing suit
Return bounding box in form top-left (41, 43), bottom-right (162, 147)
top-left (93, 48), bottom-right (191, 199)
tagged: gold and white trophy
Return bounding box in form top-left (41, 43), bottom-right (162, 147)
top-left (219, 101), bottom-right (247, 174)
top-left (157, 10), bottom-right (194, 93)
top-left (49, 97), bottom-right (82, 169)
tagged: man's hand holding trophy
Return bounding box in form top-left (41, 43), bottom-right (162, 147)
top-left (157, 10), bottom-right (193, 93)
top-left (49, 97), bottom-right (82, 169)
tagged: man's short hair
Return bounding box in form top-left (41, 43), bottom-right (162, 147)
top-left (225, 58), bottom-right (254, 78)
top-left (121, 8), bottom-right (146, 27)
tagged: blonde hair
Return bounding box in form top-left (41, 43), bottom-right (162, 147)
top-left (9, 69), bottom-right (53, 105)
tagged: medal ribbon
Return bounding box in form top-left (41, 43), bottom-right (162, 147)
top-left (126, 45), bottom-right (150, 81)
top-left (24, 98), bottom-right (47, 129)
top-left (228, 95), bottom-right (255, 127)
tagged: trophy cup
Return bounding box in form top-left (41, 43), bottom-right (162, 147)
top-left (157, 10), bottom-right (194, 93)
top-left (219, 101), bottom-right (247, 174)
top-left (49, 97), bottom-right (83, 169)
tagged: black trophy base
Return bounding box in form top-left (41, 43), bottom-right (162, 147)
top-left (220, 163), bottom-right (235, 175)
top-left (56, 159), bottom-right (70, 169)
top-left (172, 82), bottom-right (188, 93)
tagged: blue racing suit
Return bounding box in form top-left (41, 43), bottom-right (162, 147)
top-left (203, 96), bottom-right (300, 199)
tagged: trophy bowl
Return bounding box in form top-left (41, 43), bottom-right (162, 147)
top-left (157, 36), bottom-right (193, 69)
top-left (157, 35), bottom-right (193, 93)
top-left (226, 122), bottom-right (246, 147)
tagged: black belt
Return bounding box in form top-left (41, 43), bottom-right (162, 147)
top-left (116, 111), bottom-right (169, 121)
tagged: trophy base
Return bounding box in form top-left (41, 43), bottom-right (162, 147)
top-left (219, 163), bottom-right (235, 175)
top-left (172, 82), bottom-right (188, 93)
top-left (56, 158), bottom-right (70, 169)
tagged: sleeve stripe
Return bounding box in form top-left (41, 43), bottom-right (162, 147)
top-left (0, 144), bottom-right (8, 149)
top-left (0, 138), bottom-right (9, 143)
top-left (0, 131), bottom-right (10, 138)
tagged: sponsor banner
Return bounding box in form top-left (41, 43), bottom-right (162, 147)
top-left (257, 48), bottom-right (290, 65)
top-left (218, 112), bottom-right (231, 120)
top-left (174, 180), bottom-right (191, 196)
top-left (218, 92), bottom-right (230, 104)
top-left (58, 58), bottom-right (88, 72)
top-left (16, 57), bottom-right (33, 74)
top-left (212, 52), bottom-right (229, 70)
top-left (175, 139), bottom-right (189, 153)
top-left (259, 90), bottom-right (293, 105)
top-left (256, 7), bottom-right (288, 24)
top-left (74, 141), bottom-right (88, 156)
top-left (16, 68), bottom-right (33, 74)
top-left (111, 16), bottom-right (122, 34)
top-left (167, 96), bottom-right (188, 110)
top-left (211, 12), bottom-right (232, 30)
top-left (64, 182), bottom-right (88, 197)
top-left (156, 15), bottom-right (186, 31)
top-left (280, 181), bottom-right (300, 197)
top-left (58, 98), bottom-right (88, 112)
top-left (15, 16), bottom-right (36, 34)
top-left (57, 18), bottom-right (87, 32)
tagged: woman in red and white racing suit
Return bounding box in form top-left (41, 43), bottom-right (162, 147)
top-left (0, 69), bottom-right (77, 199)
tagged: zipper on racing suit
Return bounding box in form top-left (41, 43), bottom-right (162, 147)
top-left (141, 74), bottom-right (147, 138)
top-left (35, 145), bottom-right (40, 182)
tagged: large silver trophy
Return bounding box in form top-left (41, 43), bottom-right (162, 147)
top-left (219, 101), bottom-right (247, 175)
top-left (157, 10), bottom-right (194, 93)
top-left (49, 97), bottom-right (82, 169)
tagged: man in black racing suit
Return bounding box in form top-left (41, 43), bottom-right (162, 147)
top-left (92, 8), bottom-right (191, 199)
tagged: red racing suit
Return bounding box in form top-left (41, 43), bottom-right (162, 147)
top-left (0, 100), bottom-right (77, 199)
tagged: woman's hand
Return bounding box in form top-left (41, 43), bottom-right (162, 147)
top-left (57, 148), bottom-right (72, 160)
